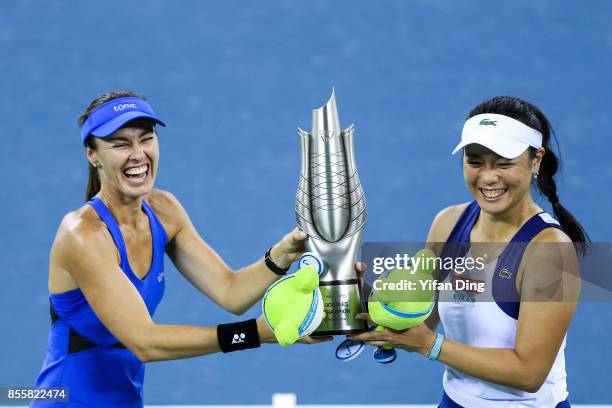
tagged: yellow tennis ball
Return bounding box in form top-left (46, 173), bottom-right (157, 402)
top-left (368, 249), bottom-right (436, 330)
top-left (262, 266), bottom-right (324, 346)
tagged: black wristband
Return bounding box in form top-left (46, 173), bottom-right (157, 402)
top-left (265, 247), bottom-right (289, 276)
top-left (217, 319), bottom-right (261, 353)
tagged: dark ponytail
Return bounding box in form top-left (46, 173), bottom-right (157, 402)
top-left (78, 90), bottom-right (145, 201)
top-left (468, 96), bottom-right (590, 256)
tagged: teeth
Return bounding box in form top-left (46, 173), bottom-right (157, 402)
top-left (124, 165), bottom-right (148, 175)
top-left (481, 188), bottom-right (505, 198)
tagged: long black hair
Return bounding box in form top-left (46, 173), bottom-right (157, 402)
top-left (468, 96), bottom-right (590, 256)
top-left (78, 90), bottom-right (146, 201)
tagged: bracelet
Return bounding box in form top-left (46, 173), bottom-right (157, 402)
top-left (217, 319), bottom-right (261, 353)
top-left (428, 333), bottom-right (444, 361)
top-left (265, 247), bottom-right (289, 276)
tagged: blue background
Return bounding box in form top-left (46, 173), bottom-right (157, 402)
top-left (1, 0), bottom-right (610, 404)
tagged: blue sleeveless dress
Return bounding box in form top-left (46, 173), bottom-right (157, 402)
top-left (32, 197), bottom-right (167, 407)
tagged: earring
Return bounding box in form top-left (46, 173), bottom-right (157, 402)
top-left (533, 171), bottom-right (539, 180)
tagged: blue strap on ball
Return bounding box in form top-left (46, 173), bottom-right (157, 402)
top-left (373, 346), bottom-right (397, 364)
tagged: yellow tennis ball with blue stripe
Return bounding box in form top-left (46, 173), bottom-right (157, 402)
top-left (262, 266), bottom-right (324, 346)
top-left (368, 249), bottom-right (436, 330)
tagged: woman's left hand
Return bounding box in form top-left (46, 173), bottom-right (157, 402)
top-left (347, 313), bottom-right (436, 356)
top-left (269, 228), bottom-right (308, 270)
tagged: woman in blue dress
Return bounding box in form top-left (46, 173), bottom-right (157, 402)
top-left (33, 90), bottom-right (325, 407)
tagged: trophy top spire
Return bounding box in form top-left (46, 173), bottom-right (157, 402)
top-left (312, 87), bottom-right (341, 140)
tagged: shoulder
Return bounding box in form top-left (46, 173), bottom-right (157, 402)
top-left (57, 204), bottom-right (110, 244)
top-left (145, 188), bottom-right (182, 215)
top-left (427, 202), bottom-right (472, 243)
top-left (52, 205), bottom-right (118, 267)
top-left (523, 222), bottom-right (576, 270)
top-left (144, 188), bottom-right (189, 240)
top-left (525, 219), bottom-right (575, 262)
top-left (519, 220), bottom-right (580, 300)
top-left (531, 222), bottom-right (573, 244)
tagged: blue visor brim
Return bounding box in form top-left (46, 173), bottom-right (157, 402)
top-left (90, 111), bottom-right (166, 139)
top-left (81, 96), bottom-right (166, 145)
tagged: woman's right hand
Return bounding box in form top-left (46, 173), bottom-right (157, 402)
top-left (296, 334), bottom-right (333, 344)
top-left (256, 316), bottom-right (333, 345)
top-left (256, 316), bottom-right (278, 344)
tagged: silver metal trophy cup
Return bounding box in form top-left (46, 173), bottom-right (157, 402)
top-left (296, 88), bottom-right (367, 335)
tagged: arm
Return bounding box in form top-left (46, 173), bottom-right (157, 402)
top-left (161, 191), bottom-right (306, 315)
top-left (350, 229), bottom-right (579, 393)
top-left (55, 221), bottom-right (277, 363)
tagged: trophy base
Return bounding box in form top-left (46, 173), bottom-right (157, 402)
top-left (313, 279), bottom-right (368, 335)
top-left (311, 327), bottom-right (367, 336)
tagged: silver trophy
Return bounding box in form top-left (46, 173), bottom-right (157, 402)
top-left (296, 88), bottom-right (367, 335)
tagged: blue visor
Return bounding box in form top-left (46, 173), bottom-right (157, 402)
top-left (81, 96), bottom-right (166, 145)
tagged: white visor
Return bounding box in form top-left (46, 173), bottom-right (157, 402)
top-left (452, 113), bottom-right (543, 159)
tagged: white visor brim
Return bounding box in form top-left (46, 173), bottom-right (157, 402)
top-left (453, 113), bottom-right (543, 159)
top-left (451, 134), bottom-right (531, 159)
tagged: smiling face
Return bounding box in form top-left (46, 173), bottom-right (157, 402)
top-left (463, 144), bottom-right (543, 216)
top-left (86, 119), bottom-right (159, 200)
